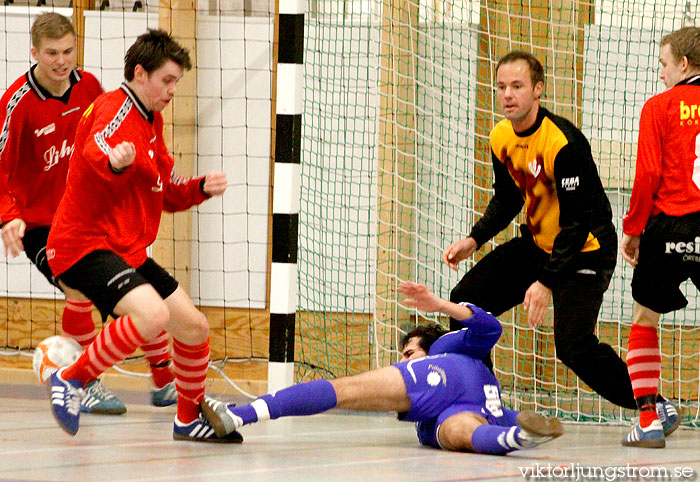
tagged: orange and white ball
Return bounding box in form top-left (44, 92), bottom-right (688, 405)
top-left (32, 336), bottom-right (82, 384)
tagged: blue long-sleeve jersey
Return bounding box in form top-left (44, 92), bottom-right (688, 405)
top-left (393, 304), bottom-right (513, 448)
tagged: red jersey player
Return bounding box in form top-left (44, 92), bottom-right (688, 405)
top-left (45, 29), bottom-right (241, 443)
top-left (0, 13), bottom-right (127, 413)
top-left (620, 27), bottom-right (700, 448)
top-left (0, 13), bottom-right (179, 415)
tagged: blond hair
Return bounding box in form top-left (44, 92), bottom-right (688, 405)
top-left (31, 13), bottom-right (75, 48)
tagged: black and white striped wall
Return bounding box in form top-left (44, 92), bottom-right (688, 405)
top-left (268, 0), bottom-right (304, 393)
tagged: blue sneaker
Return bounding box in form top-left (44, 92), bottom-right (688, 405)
top-left (48, 367), bottom-right (84, 436)
top-left (657, 399), bottom-right (680, 437)
top-left (152, 381), bottom-right (178, 407)
top-left (621, 419), bottom-right (665, 448)
top-left (81, 379), bottom-right (127, 415)
top-left (173, 413), bottom-right (243, 444)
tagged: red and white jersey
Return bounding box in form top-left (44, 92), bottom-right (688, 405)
top-left (0, 66), bottom-right (103, 229)
top-left (623, 75), bottom-right (700, 235)
top-left (47, 84), bottom-right (209, 276)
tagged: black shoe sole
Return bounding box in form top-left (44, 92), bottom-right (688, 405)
top-left (81, 408), bottom-right (127, 415)
top-left (173, 430), bottom-right (244, 444)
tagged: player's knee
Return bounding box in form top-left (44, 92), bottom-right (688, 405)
top-left (554, 334), bottom-right (592, 367)
top-left (130, 301), bottom-right (170, 341)
top-left (148, 302), bottom-right (171, 335)
top-left (438, 422), bottom-right (473, 451)
top-left (437, 412), bottom-right (486, 452)
top-left (183, 310), bottom-right (209, 341)
top-left (554, 338), bottom-right (576, 365)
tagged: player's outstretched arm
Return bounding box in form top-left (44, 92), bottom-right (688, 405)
top-left (398, 281), bottom-right (473, 320)
top-left (163, 171), bottom-right (226, 213)
top-left (400, 280), bottom-right (502, 357)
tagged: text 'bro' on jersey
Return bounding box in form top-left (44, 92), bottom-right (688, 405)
top-left (623, 74), bottom-right (700, 235)
top-left (0, 66), bottom-right (102, 229)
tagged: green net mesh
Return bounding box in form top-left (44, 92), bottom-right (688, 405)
top-left (296, 1), bottom-right (700, 426)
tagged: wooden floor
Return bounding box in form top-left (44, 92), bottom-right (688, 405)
top-left (3, 384), bottom-right (700, 482)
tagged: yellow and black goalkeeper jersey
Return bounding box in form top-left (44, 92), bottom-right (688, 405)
top-left (469, 106), bottom-right (616, 288)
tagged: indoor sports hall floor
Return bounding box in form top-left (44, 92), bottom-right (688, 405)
top-left (2, 384), bottom-right (700, 482)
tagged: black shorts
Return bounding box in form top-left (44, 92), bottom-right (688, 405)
top-left (58, 250), bottom-right (179, 321)
top-left (449, 234), bottom-right (616, 318)
top-left (22, 226), bottom-right (59, 288)
top-left (632, 212), bottom-right (700, 313)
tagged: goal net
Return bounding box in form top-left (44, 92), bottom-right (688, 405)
top-left (296, 0), bottom-right (700, 426)
top-left (1, 1), bottom-right (698, 426)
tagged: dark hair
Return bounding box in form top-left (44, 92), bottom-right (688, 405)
top-left (31, 13), bottom-right (75, 48)
top-left (661, 27), bottom-right (700, 70)
top-left (124, 29), bottom-right (192, 81)
top-left (400, 323), bottom-right (448, 354)
top-left (496, 50), bottom-right (545, 87)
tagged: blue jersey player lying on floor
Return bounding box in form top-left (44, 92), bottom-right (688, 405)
top-left (201, 281), bottom-right (563, 454)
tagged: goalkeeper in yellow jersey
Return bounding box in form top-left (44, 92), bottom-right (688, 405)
top-left (442, 51), bottom-right (678, 435)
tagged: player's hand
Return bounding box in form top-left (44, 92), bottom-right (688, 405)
top-left (2, 218), bottom-right (26, 257)
top-left (202, 171), bottom-right (227, 196)
top-left (442, 237), bottom-right (477, 271)
top-left (620, 234), bottom-right (640, 267)
top-left (109, 141), bottom-right (136, 172)
top-left (398, 281), bottom-right (444, 313)
top-left (523, 281), bottom-right (551, 328)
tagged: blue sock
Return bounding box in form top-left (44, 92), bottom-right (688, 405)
top-left (229, 379), bottom-right (338, 425)
top-left (502, 408), bottom-right (519, 425)
top-left (470, 424), bottom-right (523, 455)
top-left (227, 403), bottom-right (259, 426)
top-left (264, 379), bottom-right (338, 419)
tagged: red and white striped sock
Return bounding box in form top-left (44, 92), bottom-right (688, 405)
top-left (61, 299), bottom-right (96, 348)
top-left (63, 315), bottom-right (147, 387)
top-left (172, 338), bottom-right (210, 424)
top-left (627, 324), bottom-right (660, 428)
top-left (141, 330), bottom-right (174, 389)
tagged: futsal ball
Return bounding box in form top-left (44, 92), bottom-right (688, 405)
top-left (32, 336), bottom-right (82, 384)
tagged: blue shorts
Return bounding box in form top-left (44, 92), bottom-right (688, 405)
top-left (393, 352), bottom-right (508, 447)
